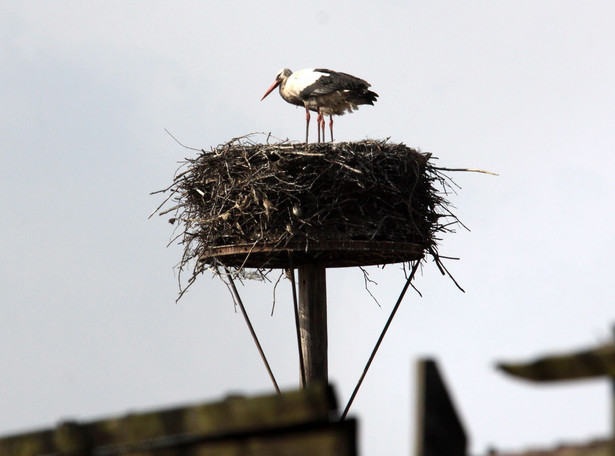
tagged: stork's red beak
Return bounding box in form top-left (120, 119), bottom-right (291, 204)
top-left (261, 80), bottom-right (280, 101)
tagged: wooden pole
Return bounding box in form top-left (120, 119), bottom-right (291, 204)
top-left (298, 264), bottom-right (328, 387)
top-left (612, 325), bottom-right (615, 443)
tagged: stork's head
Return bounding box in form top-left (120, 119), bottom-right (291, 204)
top-left (261, 68), bottom-right (293, 100)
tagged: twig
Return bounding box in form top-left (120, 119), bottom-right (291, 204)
top-left (270, 270), bottom-right (285, 316)
top-left (359, 266), bottom-right (381, 308)
top-left (332, 160), bottom-right (363, 174)
top-left (148, 191), bottom-right (175, 219)
top-left (434, 166), bottom-right (499, 176)
top-left (428, 247), bottom-right (465, 293)
top-left (164, 128), bottom-right (202, 152)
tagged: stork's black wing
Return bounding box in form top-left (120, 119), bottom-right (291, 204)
top-left (299, 69), bottom-right (372, 98)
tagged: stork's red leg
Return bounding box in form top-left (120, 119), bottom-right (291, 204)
top-left (317, 110), bottom-right (325, 143)
top-left (318, 109), bottom-right (327, 142)
top-left (305, 106), bottom-right (310, 143)
top-left (321, 116), bottom-right (326, 143)
top-left (316, 110), bottom-right (322, 143)
top-left (329, 115), bottom-right (334, 142)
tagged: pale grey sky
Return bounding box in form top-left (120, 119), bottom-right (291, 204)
top-left (2, 1), bottom-right (615, 454)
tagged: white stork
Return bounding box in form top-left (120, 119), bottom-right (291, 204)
top-left (261, 68), bottom-right (378, 143)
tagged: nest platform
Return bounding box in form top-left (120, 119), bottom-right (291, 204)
top-left (156, 136), bottom-right (454, 280)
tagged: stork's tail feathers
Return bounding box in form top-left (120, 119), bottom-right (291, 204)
top-left (364, 89), bottom-right (379, 105)
top-left (349, 89), bottom-right (379, 106)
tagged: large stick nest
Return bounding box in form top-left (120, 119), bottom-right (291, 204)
top-left (153, 135), bottom-right (460, 293)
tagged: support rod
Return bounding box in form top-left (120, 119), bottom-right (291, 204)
top-left (341, 261), bottom-right (421, 419)
top-left (225, 267), bottom-right (280, 394)
top-left (287, 267), bottom-right (306, 386)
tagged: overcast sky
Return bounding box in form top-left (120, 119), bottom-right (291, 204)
top-left (2, 2), bottom-right (615, 455)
